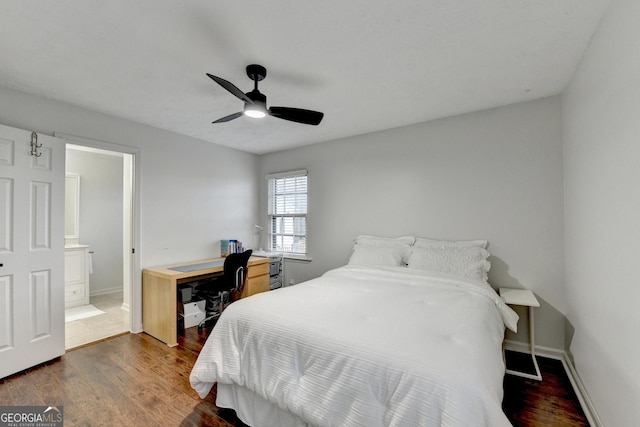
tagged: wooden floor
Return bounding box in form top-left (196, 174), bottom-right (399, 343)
top-left (503, 350), bottom-right (590, 426)
top-left (0, 329), bottom-right (589, 426)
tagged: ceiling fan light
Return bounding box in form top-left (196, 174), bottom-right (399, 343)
top-left (244, 99), bottom-right (267, 118)
top-left (244, 108), bottom-right (266, 119)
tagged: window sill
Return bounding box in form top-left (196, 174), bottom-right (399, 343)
top-left (283, 254), bottom-right (312, 263)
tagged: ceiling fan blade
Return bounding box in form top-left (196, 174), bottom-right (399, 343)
top-left (206, 73), bottom-right (252, 104)
top-left (268, 107), bottom-right (324, 126)
top-left (212, 112), bottom-right (243, 124)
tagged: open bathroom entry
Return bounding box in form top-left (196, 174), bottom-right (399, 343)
top-left (64, 142), bottom-right (135, 349)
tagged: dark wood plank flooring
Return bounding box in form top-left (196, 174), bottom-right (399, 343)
top-left (503, 350), bottom-right (590, 426)
top-left (0, 328), bottom-right (589, 426)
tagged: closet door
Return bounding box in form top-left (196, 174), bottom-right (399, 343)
top-left (0, 124), bottom-right (65, 379)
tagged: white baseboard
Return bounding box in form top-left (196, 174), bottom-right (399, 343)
top-left (121, 302), bottom-right (130, 312)
top-left (504, 340), bottom-right (602, 427)
top-left (561, 356), bottom-right (603, 427)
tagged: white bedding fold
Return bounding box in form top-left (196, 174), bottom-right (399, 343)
top-left (190, 265), bottom-right (517, 427)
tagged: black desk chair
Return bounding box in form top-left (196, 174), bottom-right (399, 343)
top-left (197, 249), bottom-right (253, 329)
top-left (221, 249), bottom-right (253, 307)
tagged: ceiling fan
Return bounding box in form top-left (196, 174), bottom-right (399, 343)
top-left (207, 64), bottom-right (324, 126)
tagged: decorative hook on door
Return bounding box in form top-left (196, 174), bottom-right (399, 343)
top-left (30, 132), bottom-right (42, 157)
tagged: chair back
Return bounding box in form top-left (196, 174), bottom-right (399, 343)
top-left (223, 249), bottom-right (253, 295)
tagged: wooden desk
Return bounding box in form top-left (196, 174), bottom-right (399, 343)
top-left (142, 256), bottom-right (269, 347)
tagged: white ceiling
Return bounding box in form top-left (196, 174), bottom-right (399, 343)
top-left (0, 1), bottom-right (611, 154)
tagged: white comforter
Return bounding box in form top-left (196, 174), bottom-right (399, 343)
top-left (190, 265), bottom-right (518, 427)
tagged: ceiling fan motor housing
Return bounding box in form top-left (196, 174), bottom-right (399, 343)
top-left (247, 89), bottom-right (266, 104)
top-left (245, 65), bottom-right (267, 115)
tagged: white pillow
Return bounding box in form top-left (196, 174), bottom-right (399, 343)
top-left (414, 237), bottom-right (487, 249)
top-left (348, 244), bottom-right (408, 267)
top-left (407, 246), bottom-right (491, 281)
top-left (348, 235), bottom-right (415, 266)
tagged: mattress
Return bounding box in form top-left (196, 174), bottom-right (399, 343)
top-left (190, 265), bottom-right (518, 426)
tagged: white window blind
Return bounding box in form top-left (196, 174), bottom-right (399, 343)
top-left (267, 170), bottom-right (307, 255)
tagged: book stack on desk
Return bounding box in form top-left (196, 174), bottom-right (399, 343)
top-left (221, 239), bottom-right (244, 256)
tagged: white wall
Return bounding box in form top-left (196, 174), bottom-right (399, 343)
top-left (0, 86), bottom-right (261, 332)
top-left (563, 0), bottom-right (640, 425)
top-left (261, 96), bottom-right (566, 349)
top-left (67, 148), bottom-right (124, 296)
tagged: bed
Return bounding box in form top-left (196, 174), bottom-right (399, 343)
top-left (190, 236), bottom-right (518, 427)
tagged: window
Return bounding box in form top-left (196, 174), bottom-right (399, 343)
top-left (267, 169), bottom-right (307, 256)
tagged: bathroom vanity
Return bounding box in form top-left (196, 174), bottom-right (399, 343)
top-left (64, 245), bottom-right (91, 309)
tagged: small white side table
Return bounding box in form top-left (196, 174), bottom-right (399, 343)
top-left (499, 288), bottom-right (542, 381)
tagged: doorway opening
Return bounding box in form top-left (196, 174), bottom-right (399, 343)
top-left (63, 142), bottom-right (136, 349)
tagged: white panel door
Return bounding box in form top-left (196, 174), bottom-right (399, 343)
top-left (0, 124), bottom-right (65, 379)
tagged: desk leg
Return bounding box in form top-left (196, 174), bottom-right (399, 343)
top-left (142, 272), bottom-right (178, 347)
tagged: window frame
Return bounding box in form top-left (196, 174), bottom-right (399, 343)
top-left (266, 169), bottom-right (309, 259)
